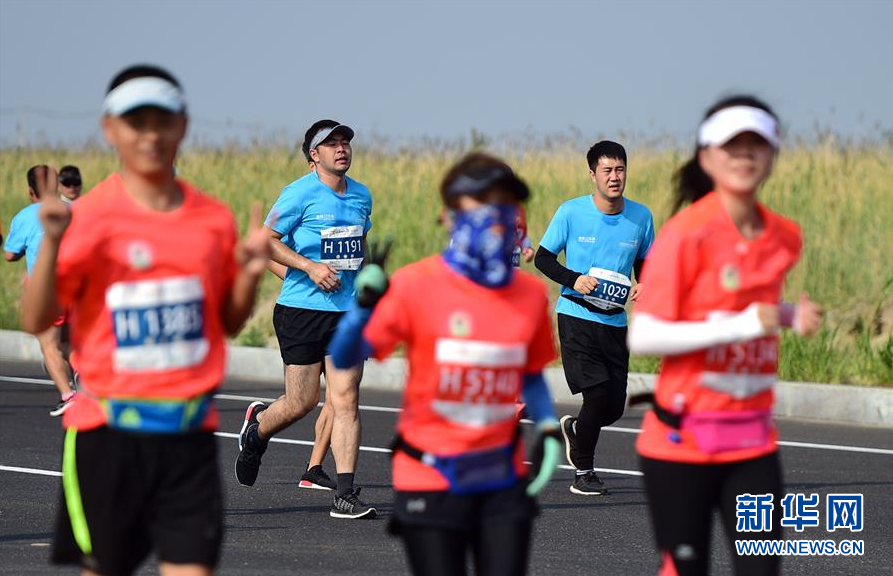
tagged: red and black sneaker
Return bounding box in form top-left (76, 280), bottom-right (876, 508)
top-left (299, 464), bottom-right (336, 490)
top-left (235, 401), bottom-right (268, 487)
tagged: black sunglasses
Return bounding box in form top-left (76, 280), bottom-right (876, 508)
top-left (60, 178), bottom-right (82, 187)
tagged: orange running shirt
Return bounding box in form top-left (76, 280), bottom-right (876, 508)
top-left (363, 255), bottom-right (557, 491)
top-left (55, 173), bottom-right (238, 431)
top-left (634, 192), bottom-right (802, 464)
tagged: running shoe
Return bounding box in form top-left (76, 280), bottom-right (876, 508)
top-left (50, 392), bottom-right (76, 417)
top-left (570, 471), bottom-right (608, 496)
top-left (235, 401), bottom-right (268, 487)
top-left (299, 464), bottom-right (336, 490)
top-left (330, 487), bottom-right (377, 519)
top-left (559, 414), bottom-right (582, 469)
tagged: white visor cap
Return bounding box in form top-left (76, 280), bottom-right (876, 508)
top-left (102, 77), bottom-right (186, 116)
top-left (309, 124), bottom-right (355, 150)
top-left (697, 106), bottom-right (779, 149)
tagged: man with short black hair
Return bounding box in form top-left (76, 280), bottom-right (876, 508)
top-left (535, 140), bottom-right (654, 495)
top-left (235, 119), bottom-right (376, 519)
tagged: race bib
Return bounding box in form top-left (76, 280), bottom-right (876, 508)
top-left (432, 339), bottom-right (526, 427)
top-left (701, 311), bottom-right (778, 398)
top-left (582, 267), bottom-right (632, 310)
top-left (320, 225), bottom-right (364, 270)
top-left (106, 276), bottom-right (209, 372)
top-left (511, 246), bottom-right (522, 268)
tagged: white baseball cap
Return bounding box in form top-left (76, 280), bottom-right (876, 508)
top-left (309, 124), bottom-right (355, 150)
top-left (102, 77), bottom-right (186, 116)
top-left (697, 106), bottom-right (780, 149)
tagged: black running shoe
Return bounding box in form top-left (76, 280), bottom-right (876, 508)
top-left (570, 471), bottom-right (608, 496)
top-left (235, 402), bottom-right (268, 487)
top-left (330, 487), bottom-right (377, 519)
top-left (560, 414), bottom-right (582, 469)
top-left (50, 392), bottom-right (76, 417)
top-left (299, 464), bottom-right (336, 490)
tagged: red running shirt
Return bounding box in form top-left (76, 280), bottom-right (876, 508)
top-left (55, 173), bottom-right (238, 431)
top-left (364, 256), bottom-right (557, 491)
top-left (634, 192), bottom-right (802, 464)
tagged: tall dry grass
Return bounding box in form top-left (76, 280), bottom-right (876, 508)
top-left (2, 141), bottom-right (891, 384)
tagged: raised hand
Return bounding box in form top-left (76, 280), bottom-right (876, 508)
top-left (236, 203), bottom-right (271, 277)
top-left (38, 190), bottom-right (72, 241)
top-left (33, 165), bottom-right (58, 199)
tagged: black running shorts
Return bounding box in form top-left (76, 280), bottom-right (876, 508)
top-left (557, 313), bottom-right (629, 395)
top-left (52, 427), bottom-right (223, 576)
top-left (390, 481), bottom-right (538, 534)
top-left (273, 304), bottom-right (345, 366)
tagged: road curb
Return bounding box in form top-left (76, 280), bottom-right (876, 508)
top-left (2, 329), bottom-right (890, 427)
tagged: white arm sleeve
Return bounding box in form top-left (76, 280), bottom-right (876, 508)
top-left (628, 303), bottom-right (771, 356)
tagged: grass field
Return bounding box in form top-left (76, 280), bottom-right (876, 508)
top-left (2, 142), bottom-right (891, 385)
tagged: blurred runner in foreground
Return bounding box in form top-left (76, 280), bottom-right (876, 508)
top-left (628, 95), bottom-right (823, 576)
top-left (330, 152), bottom-right (562, 576)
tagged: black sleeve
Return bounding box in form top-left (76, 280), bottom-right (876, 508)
top-left (633, 258), bottom-right (645, 282)
top-left (534, 246), bottom-right (580, 290)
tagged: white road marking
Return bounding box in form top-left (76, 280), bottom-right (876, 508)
top-left (0, 465), bottom-right (62, 477)
top-left (2, 375), bottom-right (891, 456)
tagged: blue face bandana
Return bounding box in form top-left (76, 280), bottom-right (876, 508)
top-left (443, 204), bottom-right (518, 288)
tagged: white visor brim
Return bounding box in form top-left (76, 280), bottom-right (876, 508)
top-left (697, 106), bottom-right (779, 148)
top-left (102, 77), bottom-right (186, 116)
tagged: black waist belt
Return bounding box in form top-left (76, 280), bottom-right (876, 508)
top-left (561, 295), bottom-right (625, 316)
top-left (628, 392), bottom-right (682, 429)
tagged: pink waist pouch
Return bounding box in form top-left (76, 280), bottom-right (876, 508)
top-left (681, 410), bottom-right (773, 455)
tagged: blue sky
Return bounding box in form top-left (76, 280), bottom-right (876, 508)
top-left (1, 0), bottom-right (891, 147)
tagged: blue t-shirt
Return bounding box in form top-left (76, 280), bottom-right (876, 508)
top-left (4, 203), bottom-right (43, 274)
top-left (266, 172), bottom-right (373, 312)
top-left (539, 194), bottom-right (654, 327)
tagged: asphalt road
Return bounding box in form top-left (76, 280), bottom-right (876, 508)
top-left (1, 360), bottom-right (891, 576)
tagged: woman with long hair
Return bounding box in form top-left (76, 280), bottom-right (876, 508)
top-left (628, 95), bottom-right (823, 576)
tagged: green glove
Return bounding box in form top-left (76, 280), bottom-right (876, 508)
top-left (356, 238), bottom-right (393, 308)
top-left (526, 426), bottom-right (562, 497)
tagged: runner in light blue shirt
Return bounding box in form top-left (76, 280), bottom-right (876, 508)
top-left (4, 203), bottom-right (43, 274)
top-left (535, 140), bottom-right (654, 496)
top-left (4, 165), bottom-right (77, 416)
top-left (236, 120), bottom-right (377, 519)
top-left (539, 193), bottom-right (653, 328)
top-left (266, 169), bottom-right (373, 311)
